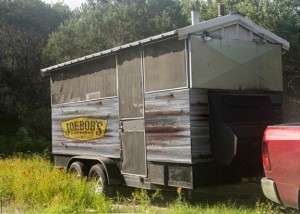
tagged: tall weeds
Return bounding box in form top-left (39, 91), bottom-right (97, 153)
top-left (0, 155), bottom-right (111, 213)
top-left (0, 156), bottom-right (284, 213)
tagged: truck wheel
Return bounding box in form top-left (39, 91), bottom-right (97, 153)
top-left (88, 164), bottom-right (108, 194)
top-left (68, 161), bottom-right (87, 178)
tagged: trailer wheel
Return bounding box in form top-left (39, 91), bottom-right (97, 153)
top-left (68, 161), bottom-right (87, 178)
top-left (88, 164), bottom-right (108, 194)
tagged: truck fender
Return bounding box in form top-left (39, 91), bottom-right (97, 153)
top-left (67, 156), bottom-right (121, 185)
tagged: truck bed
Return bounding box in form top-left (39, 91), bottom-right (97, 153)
top-left (261, 123), bottom-right (300, 209)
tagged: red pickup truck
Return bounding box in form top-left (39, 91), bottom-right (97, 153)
top-left (261, 123), bottom-right (300, 210)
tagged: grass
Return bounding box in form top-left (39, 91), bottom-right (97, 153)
top-left (112, 188), bottom-right (283, 214)
top-left (0, 155), bottom-right (111, 213)
top-left (0, 155), bottom-right (291, 213)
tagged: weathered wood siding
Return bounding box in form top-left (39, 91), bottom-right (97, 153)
top-left (189, 89), bottom-right (213, 163)
top-left (52, 98), bottom-right (120, 158)
top-left (51, 89), bottom-right (281, 166)
top-left (144, 89), bottom-right (192, 163)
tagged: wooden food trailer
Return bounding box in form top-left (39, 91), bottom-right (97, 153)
top-left (41, 13), bottom-right (289, 192)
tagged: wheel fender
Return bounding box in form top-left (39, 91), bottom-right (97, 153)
top-left (67, 156), bottom-right (121, 185)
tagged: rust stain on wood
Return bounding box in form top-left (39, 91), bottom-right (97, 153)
top-left (145, 110), bottom-right (187, 118)
top-left (145, 125), bottom-right (184, 133)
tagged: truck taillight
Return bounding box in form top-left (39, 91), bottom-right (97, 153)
top-left (262, 140), bottom-right (271, 171)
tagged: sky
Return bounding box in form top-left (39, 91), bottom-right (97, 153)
top-left (42, 0), bottom-right (87, 10)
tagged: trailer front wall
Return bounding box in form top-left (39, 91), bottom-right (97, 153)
top-left (190, 36), bottom-right (283, 91)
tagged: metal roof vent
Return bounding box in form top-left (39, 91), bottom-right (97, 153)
top-left (218, 4), bottom-right (225, 17)
top-left (191, 10), bottom-right (199, 25)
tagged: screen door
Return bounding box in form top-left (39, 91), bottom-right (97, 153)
top-left (117, 48), bottom-right (146, 176)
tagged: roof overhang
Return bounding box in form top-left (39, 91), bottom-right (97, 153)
top-left (178, 13), bottom-right (289, 50)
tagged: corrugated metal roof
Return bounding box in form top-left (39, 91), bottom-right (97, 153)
top-left (41, 30), bottom-right (177, 76)
top-left (41, 13), bottom-right (289, 76)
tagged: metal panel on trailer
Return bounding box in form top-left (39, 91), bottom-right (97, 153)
top-left (51, 98), bottom-right (120, 158)
top-left (121, 131), bottom-right (146, 176)
top-left (190, 36), bottom-right (283, 91)
top-left (168, 165), bottom-right (193, 188)
top-left (145, 89), bottom-right (192, 163)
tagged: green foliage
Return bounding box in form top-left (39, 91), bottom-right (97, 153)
top-left (0, 0), bottom-right (70, 36)
top-left (168, 197), bottom-right (281, 214)
top-left (254, 199), bottom-right (280, 214)
top-left (22, 107), bottom-right (52, 140)
top-left (0, 127), bottom-right (51, 157)
top-left (131, 189), bottom-right (162, 211)
top-left (147, 0), bottom-right (189, 34)
top-left (0, 0), bottom-right (70, 115)
top-left (114, 188), bottom-right (163, 213)
top-left (43, 0), bottom-right (189, 64)
top-left (0, 156), bottom-right (112, 213)
top-left (0, 0), bottom-right (70, 141)
top-left (180, 0), bottom-right (219, 22)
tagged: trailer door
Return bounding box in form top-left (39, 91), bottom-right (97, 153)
top-left (117, 49), bottom-right (146, 176)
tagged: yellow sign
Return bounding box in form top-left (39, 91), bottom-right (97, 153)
top-left (61, 118), bottom-right (107, 141)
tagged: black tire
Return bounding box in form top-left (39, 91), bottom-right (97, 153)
top-left (88, 164), bottom-right (108, 194)
top-left (68, 161), bottom-right (87, 178)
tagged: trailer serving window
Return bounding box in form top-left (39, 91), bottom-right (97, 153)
top-left (51, 55), bottom-right (117, 105)
top-left (144, 38), bottom-right (187, 92)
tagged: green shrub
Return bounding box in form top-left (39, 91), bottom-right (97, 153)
top-left (22, 107), bottom-right (52, 140)
top-left (0, 127), bottom-right (51, 157)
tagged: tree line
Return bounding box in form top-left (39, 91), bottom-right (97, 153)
top-left (0, 0), bottom-right (299, 154)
